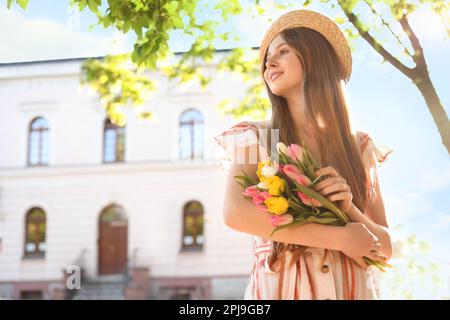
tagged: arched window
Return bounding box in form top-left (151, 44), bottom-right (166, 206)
top-left (181, 200), bottom-right (204, 251)
top-left (103, 118), bottom-right (125, 163)
top-left (100, 204), bottom-right (127, 222)
top-left (24, 207), bottom-right (46, 258)
top-left (28, 117), bottom-right (49, 166)
top-left (179, 109), bottom-right (204, 160)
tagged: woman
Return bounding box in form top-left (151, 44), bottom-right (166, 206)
top-left (214, 10), bottom-right (393, 300)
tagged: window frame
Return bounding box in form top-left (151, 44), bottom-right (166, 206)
top-left (179, 109), bottom-right (204, 161)
top-left (102, 118), bottom-right (126, 163)
top-left (23, 207), bottom-right (46, 259)
top-left (27, 117), bottom-right (49, 167)
top-left (180, 200), bottom-right (204, 252)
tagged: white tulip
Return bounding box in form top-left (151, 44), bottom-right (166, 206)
top-left (262, 165), bottom-right (278, 177)
top-left (276, 142), bottom-right (288, 155)
top-left (257, 182), bottom-right (268, 190)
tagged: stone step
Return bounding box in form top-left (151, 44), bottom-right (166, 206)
top-left (71, 276), bottom-right (127, 300)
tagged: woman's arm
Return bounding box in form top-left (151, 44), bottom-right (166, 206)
top-left (344, 177), bottom-right (393, 260)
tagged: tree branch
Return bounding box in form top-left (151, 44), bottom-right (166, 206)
top-left (362, 0), bottom-right (413, 57)
top-left (337, 1), bottom-right (415, 79)
top-left (398, 12), bottom-right (427, 71)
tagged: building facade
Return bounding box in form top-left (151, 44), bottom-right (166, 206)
top-left (0, 52), bottom-right (256, 299)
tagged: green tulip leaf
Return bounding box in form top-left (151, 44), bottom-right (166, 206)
top-left (305, 216), bottom-right (340, 224)
top-left (270, 218), bottom-right (308, 236)
top-left (294, 184), bottom-right (350, 223)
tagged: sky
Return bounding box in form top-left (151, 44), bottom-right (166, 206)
top-left (1, 0), bottom-right (449, 298)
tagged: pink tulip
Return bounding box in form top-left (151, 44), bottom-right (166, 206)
top-left (251, 190), bottom-right (272, 206)
top-left (295, 175), bottom-right (311, 186)
top-left (242, 185), bottom-right (273, 212)
top-left (281, 164), bottom-right (311, 186)
top-left (287, 144), bottom-right (305, 163)
top-left (251, 191), bottom-right (271, 205)
top-left (242, 185), bottom-right (259, 197)
top-left (297, 192), bottom-right (321, 207)
top-left (260, 191), bottom-right (272, 200)
top-left (270, 214), bottom-right (294, 227)
top-left (281, 164), bottom-right (303, 179)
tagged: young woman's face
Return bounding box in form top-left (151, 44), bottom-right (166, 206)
top-left (263, 34), bottom-right (304, 97)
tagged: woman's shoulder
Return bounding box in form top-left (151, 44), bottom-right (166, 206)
top-left (214, 120), bottom-right (271, 146)
top-left (353, 130), bottom-right (393, 166)
top-left (353, 130), bottom-right (370, 154)
top-left (214, 120), bottom-right (272, 174)
top-left (226, 119), bottom-right (271, 131)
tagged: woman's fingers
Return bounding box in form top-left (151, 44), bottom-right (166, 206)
top-left (314, 177), bottom-right (347, 193)
top-left (328, 191), bottom-right (352, 202)
top-left (370, 241), bottom-right (381, 252)
top-left (368, 250), bottom-right (387, 263)
top-left (316, 167), bottom-right (340, 178)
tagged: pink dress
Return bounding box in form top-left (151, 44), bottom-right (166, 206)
top-left (214, 120), bottom-right (393, 300)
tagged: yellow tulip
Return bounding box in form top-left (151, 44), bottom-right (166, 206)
top-left (264, 196), bottom-right (289, 215)
top-left (265, 176), bottom-right (286, 196)
top-left (257, 160), bottom-right (271, 182)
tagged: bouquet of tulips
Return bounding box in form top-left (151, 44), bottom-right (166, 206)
top-left (234, 141), bottom-right (392, 272)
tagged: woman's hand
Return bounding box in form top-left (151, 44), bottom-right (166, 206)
top-left (313, 166), bottom-right (354, 213)
top-left (341, 222), bottom-right (388, 270)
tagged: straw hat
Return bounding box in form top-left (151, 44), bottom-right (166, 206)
top-left (259, 9), bottom-right (352, 82)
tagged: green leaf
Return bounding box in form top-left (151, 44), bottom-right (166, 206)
top-left (305, 216), bottom-right (340, 224)
top-left (234, 176), bottom-right (252, 187)
top-left (309, 174), bottom-right (325, 188)
top-left (87, 0), bottom-right (99, 13)
top-left (363, 256), bottom-right (393, 272)
top-left (171, 16), bottom-right (184, 28)
top-left (288, 197), bottom-right (309, 213)
top-left (318, 211), bottom-right (337, 219)
top-left (270, 218), bottom-right (307, 236)
top-left (295, 184), bottom-right (350, 223)
top-left (235, 180), bottom-right (248, 190)
top-left (279, 152), bottom-right (292, 165)
top-left (335, 17), bottom-right (346, 25)
top-left (164, 0), bottom-right (179, 15)
top-left (303, 140), bottom-right (320, 170)
top-left (285, 182), bottom-right (293, 197)
top-left (78, 0), bottom-right (87, 11)
top-left (236, 170), bottom-right (258, 185)
top-left (16, 0), bottom-right (29, 9)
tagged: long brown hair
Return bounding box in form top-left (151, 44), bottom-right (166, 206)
top-left (261, 27), bottom-right (368, 270)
